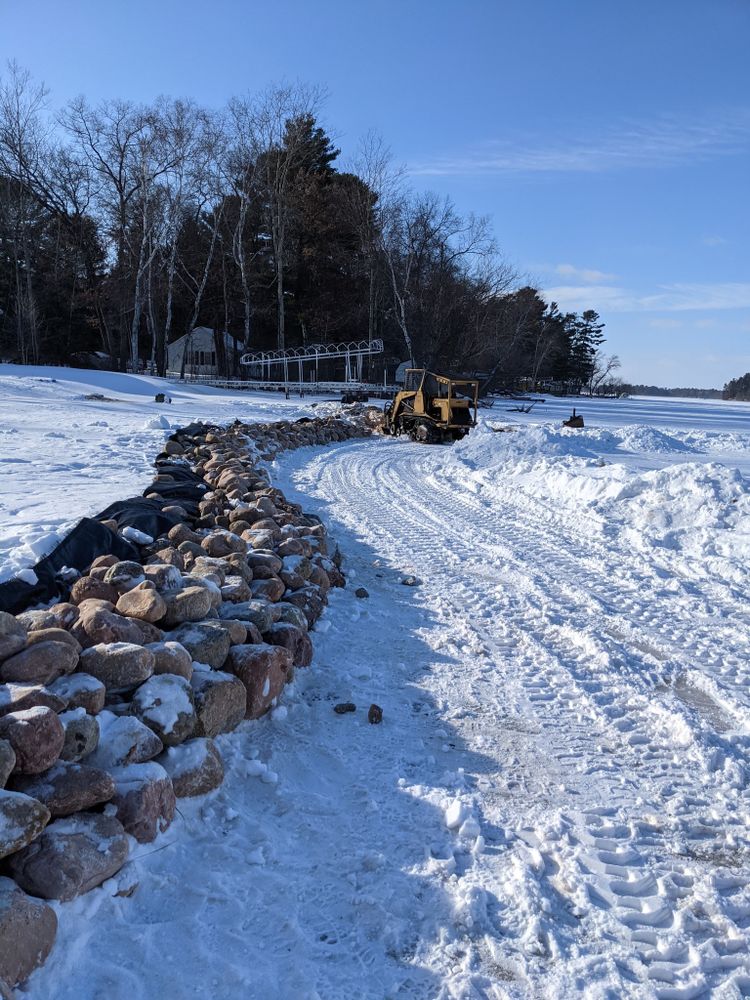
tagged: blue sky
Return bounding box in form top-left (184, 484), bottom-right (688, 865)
top-left (2, 0), bottom-right (748, 387)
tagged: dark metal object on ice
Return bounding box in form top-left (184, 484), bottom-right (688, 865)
top-left (563, 408), bottom-right (584, 428)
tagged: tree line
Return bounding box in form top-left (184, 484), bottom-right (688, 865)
top-left (0, 63), bottom-right (616, 391)
top-left (723, 374), bottom-right (750, 401)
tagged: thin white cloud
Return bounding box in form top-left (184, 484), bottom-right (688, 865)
top-left (543, 282), bottom-right (750, 313)
top-left (410, 110), bottom-right (750, 176)
top-left (702, 235), bottom-right (728, 247)
top-left (554, 263), bottom-right (617, 283)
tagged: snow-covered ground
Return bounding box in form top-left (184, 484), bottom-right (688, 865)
top-left (3, 367), bottom-right (750, 997)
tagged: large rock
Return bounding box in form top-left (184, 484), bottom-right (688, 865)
top-left (73, 607), bottom-right (146, 648)
top-left (0, 877), bottom-right (57, 987)
top-left (219, 599), bottom-right (273, 633)
top-left (0, 641), bottom-right (78, 685)
top-left (0, 683), bottom-right (67, 718)
top-left (49, 673), bottom-right (106, 715)
top-left (130, 675), bottom-right (196, 747)
top-left (161, 587), bottom-right (213, 627)
top-left (169, 623), bottom-right (231, 670)
top-left (226, 643), bottom-right (291, 719)
top-left (115, 586), bottom-right (167, 623)
top-left (69, 576), bottom-right (120, 606)
top-left (0, 613), bottom-right (27, 663)
top-left (6, 812), bottom-right (129, 901)
top-left (275, 603), bottom-right (310, 633)
top-left (157, 738), bottom-right (224, 797)
top-left (220, 576), bottom-right (252, 604)
top-left (0, 790), bottom-right (50, 858)
top-left (109, 762), bottom-right (176, 843)
top-left (264, 622), bottom-right (314, 668)
top-left (250, 577), bottom-right (285, 603)
top-left (15, 604), bottom-right (79, 633)
top-left (25, 627), bottom-right (81, 652)
top-left (86, 712), bottom-right (163, 769)
top-left (11, 761), bottom-right (114, 817)
top-left (201, 529), bottom-right (246, 558)
top-left (190, 669), bottom-right (246, 738)
top-left (103, 561), bottom-right (145, 592)
top-left (0, 708), bottom-right (65, 775)
top-left (79, 642), bottom-right (155, 693)
top-left (0, 741), bottom-right (15, 788)
top-left (145, 641), bottom-right (193, 679)
top-left (58, 709), bottom-right (100, 762)
top-left (142, 562), bottom-right (183, 592)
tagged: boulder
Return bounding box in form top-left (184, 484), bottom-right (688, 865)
top-left (168, 623), bottom-right (231, 670)
top-left (161, 587), bottom-right (212, 627)
top-left (69, 576), bottom-right (120, 606)
top-left (275, 603), bottom-right (310, 633)
top-left (15, 604), bottom-right (79, 633)
top-left (25, 628), bottom-right (81, 652)
top-left (130, 675), bottom-right (196, 747)
top-left (11, 761), bottom-right (114, 817)
top-left (246, 551), bottom-right (283, 575)
top-left (74, 607), bottom-right (146, 647)
top-left (226, 643), bottom-right (291, 719)
top-left (190, 669), bottom-right (246, 738)
top-left (86, 712), bottom-right (163, 769)
top-left (220, 576), bottom-right (252, 604)
top-left (115, 587), bottom-right (167, 623)
top-left (219, 600), bottom-right (273, 633)
top-left (0, 741), bottom-right (15, 788)
top-left (264, 622), bottom-right (314, 668)
top-left (142, 562), bottom-right (183, 592)
top-left (58, 709), bottom-right (100, 762)
top-left (157, 738), bottom-right (224, 797)
top-left (126, 618), bottom-right (164, 645)
top-left (211, 619), bottom-right (247, 645)
top-left (0, 613), bottom-right (27, 663)
top-left (0, 708), bottom-right (65, 775)
top-left (0, 790), bottom-right (50, 858)
top-left (49, 673), bottom-right (106, 715)
top-left (145, 641), bottom-right (193, 679)
top-left (250, 577), bottom-right (285, 603)
top-left (0, 877), bottom-right (57, 987)
top-left (109, 762), bottom-right (176, 843)
top-left (6, 812), bottom-right (129, 901)
top-left (79, 642), bottom-right (155, 693)
top-left (201, 530), bottom-right (247, 558)
top-left (0, 684), bottom-right (67, 718)
top-left (0, 641), bottom-right (78, 686)
top-left (103, 561), bottom-right (146, 592)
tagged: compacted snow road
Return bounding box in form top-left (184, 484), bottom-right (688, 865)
top-left (272, 435), bottom-right (750, 999)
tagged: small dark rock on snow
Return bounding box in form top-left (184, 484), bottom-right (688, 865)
top-left (401, 576), bottom-right (420, 587)
top-left (354, 587), bottom-right (369, 599)
top-left (368, 704), bottom-right (383, 724)
top-left (333, 702), bottom-right (356, 715)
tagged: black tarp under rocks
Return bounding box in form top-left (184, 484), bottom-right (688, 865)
top-left (0, 449), bottom-right (212, 615)
top-left (0, 519), bottom-right (138, 615)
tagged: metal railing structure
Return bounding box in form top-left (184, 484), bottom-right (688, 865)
top-left (240, 339), bottom-right (384, 388)
top-left (163, 372), bottom-right (393, 396)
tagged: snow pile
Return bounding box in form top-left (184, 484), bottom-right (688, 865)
top-left (439, 417), bottom-right (750, 588)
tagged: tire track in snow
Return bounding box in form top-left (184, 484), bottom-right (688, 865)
top-left (281, 437), bottom-right (750, 998)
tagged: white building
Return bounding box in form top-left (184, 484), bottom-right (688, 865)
top-left (167, 327), bottom-right (239, 377)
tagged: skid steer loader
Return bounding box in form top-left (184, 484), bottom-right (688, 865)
top-left (383, 369), bottom-right (480, 443)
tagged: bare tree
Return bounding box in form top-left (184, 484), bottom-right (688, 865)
top-left (589, 351), bottom-right (621, 394)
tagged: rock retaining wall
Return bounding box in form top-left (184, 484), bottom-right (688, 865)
top-left (0, 409), bottom-right (378, 994)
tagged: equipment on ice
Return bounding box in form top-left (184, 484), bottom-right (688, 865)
top-left (563, 408), bottom-right (584, 428)
top-left (382, 369), bottom-right (479, 443)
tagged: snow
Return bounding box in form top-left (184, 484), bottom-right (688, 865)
top-left (7, 366), bottom-right (750, 997)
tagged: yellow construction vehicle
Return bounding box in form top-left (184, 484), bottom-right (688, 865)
top-left (383, 369), bottom-right (480, 443)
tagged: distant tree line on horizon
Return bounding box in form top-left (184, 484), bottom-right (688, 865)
top-left (0, 62), bottom-right (616, 392)
top-left (621, 384), bottom-right (722, 400)
top-left (723, 373), bottom-right (750, 402)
